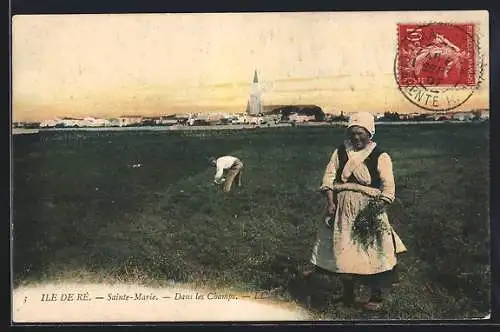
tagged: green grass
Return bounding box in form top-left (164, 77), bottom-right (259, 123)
top-left (12, 123), bottom-right (490, 319)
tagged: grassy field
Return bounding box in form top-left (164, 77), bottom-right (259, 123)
top-left (12, 123), bottom-right (490, 319)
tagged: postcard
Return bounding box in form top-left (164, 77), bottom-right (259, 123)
top-left (11, 10), bottom-right (490, 323)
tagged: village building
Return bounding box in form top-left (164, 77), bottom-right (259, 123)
top-left (103, 118), bottom-right (120, 127)
top-left (154, 116), bottom-right (178, 126)
top-left (59, 117), bottom-right (83, 127)
top-left (81, 117), bottom-right (106, 127)
top-left (39, 118), bottom-right (59, 128)
top-left (118, 115), bottom-right (143, 127)
top-left (474, 109), bottom-right (489, 120)
top-left (398, 112), bottom-right (421, 120)
top-left (289, 113), bottom-right (316, 123)
top-left (451, 112), bottom-right (475, 121)
top-left (231, 114), bottom-right (249, 124)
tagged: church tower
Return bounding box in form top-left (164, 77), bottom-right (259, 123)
top-left (246, 70), bottom-right (262, 116)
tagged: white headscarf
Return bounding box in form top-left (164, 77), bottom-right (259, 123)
top-left (348, 112), bottom-right (375, 137)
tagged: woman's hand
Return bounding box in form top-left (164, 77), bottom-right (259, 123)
top-left (327, 202), bottom-right (336, 216)
top-left (325, 190), bottom-right (336, 216)
top-left (372, 198), bottom-right (388, 214)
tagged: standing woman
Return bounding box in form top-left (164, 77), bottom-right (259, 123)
top-left (309, 112), bottom-right (407, 311)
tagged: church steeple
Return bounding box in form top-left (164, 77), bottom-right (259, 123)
top-left (247, 70), bottom-right (262, 116)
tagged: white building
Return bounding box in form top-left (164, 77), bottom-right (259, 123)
top-left (264, 114), bottom-right (280, 123)
top-left (154, 116), bottom-right (178, 125)
top-left (452, 112), bottom-right (474, 121)
top-left (104, 118), bottom-right (121, 127)
top-left (118, 115), bottom-right (143, 126)
top-left (289, 113), bottom-right (315, 123)
top-left (203, 113), bottom-right (225, 122)
top-left (424, 113), bottom-right (442, 121)
top-left (82, 117), bottom-right (106, 127)
top-left (231, 115), bottom-right (248, 124)
top-left (477, 109), bottom-right (489, 120)
top-left (40, 119), bottom-right (59, 128)
top-left (248, 115), bottom-right (265, 125)
top-left (59, 117), bottom-right (83, 127)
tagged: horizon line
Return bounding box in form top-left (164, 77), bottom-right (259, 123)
top-left (13, 107), bottom-right (490, 123)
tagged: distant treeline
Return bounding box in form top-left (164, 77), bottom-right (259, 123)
top-left (266, 105), bottom-right (326, 121)
top-left (378, 111), bottom-right (487, 122)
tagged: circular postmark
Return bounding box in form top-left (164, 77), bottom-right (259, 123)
top-left (394, 22), bottom-right (484, 112)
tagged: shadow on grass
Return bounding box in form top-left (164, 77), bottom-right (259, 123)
top-left (254, 255), bottom-right (345, 313)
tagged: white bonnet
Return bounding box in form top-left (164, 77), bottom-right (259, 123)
top-left (348, 112), bottom-right (375, 137)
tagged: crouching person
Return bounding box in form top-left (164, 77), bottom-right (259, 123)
top-left (209, 155), bottom-right (244, 193)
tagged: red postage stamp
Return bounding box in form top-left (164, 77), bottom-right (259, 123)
top-left (395, 22), bottom-right (482, 111)
top-left (397, 23), bottom-right (476, 88)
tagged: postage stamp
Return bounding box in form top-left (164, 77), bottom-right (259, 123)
top-left (395, 22), bottom-right (483, 112)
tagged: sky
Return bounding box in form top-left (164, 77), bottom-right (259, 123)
top-left (12, 11), bottom-right (489, 122)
